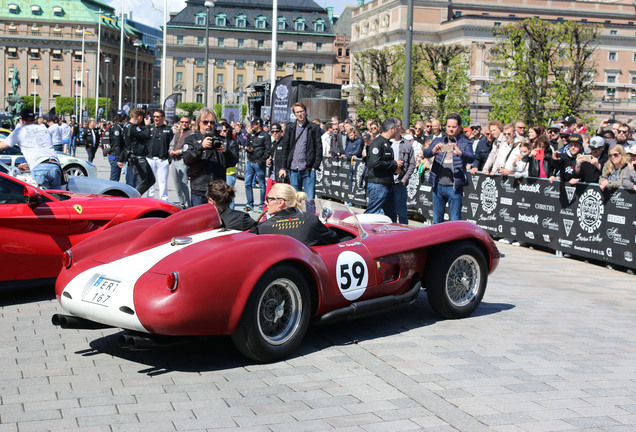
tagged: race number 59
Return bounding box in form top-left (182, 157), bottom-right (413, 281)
top-left (336, 251), bottom-right (368, 301)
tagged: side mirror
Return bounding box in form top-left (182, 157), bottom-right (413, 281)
top-left (25, 187), bottom-right (43, 206)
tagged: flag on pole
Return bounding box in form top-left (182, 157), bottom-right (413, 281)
top-left (270, 75), bottom-right (293, 125)
top-left (99, 13), bottom-right (117, 22)
top-left (163, 93), bottom-right (179, 125)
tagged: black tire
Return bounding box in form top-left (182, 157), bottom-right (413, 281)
top-left (426, 241), bottom-right (487, 319)
top-left (232, 265), bottom-right (311, 362)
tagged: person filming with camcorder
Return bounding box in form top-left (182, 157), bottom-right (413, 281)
top-left (183, 107), bottom-right (238, 207)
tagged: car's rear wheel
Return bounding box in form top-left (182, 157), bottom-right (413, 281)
top-left (232, 265), bottom-right (311, 362)
top-left (64, 164), bottom-right (87, 177)
top-left (426, 241), bottom-right (487, 319)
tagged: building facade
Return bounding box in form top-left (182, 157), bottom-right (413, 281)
top-left (164, 0), bottom-right (336, 108)
top-left (350, 0), bottom-right (636, 124)
top-left (0, 0), bottom-right (155, 119)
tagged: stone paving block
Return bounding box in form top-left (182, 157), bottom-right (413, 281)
top-left (268, 419), bottom-right (334, 432)
top-left (251, 401), bottom-right (308, 415)
top-left (234, 412), bottom-right (297, 427)
top-left (324, 412), bottom-right (382, 428)
top-left (362, 418), bottom-right (422, 431)
top-left (1, 408), bottom-right (61, 423)
top-left (173, 417), bottom-right (237, 430)
top-left (565, 415), bottom-right (622, 428)
top-left (15, 419), bottom-right (79, 432)
top-left (76, 413), bottom-right (140, 427)
top-left (476, 412), bottom-right (536, 427)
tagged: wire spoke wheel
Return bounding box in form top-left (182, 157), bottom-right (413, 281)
top-left (257, 278), bottom-right (302, 346)
top-left (446, 255), bottom-right (481, 308)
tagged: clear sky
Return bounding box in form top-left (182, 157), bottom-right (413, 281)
top-left (105, 0), bottom-right (357, 29)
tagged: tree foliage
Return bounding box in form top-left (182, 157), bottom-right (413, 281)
top-left (488, 18), bottom-right (600, 126)
top-left (178, 102), bottom-right (204, 118)
top-left (352, 43), bottom-right (470, 126)
top-left (20, 96), bottom-right (41, 112)
top-left (55, 97), bottom-right (75, 116)
top-left (85, 98), bottom-right (111, 119)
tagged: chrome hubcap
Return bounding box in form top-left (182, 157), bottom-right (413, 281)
top-left (257, 278), bottom-right (302, 345)
top-left (446, 255), bottom-right (481, 307)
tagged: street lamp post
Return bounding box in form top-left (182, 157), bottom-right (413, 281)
top-left (133, 40), bottom-right (142, 107)
top-left (125, 76), bottom-right (136, 105)
top-left (203, 1), bottom-right (215, 107)
top-left (86, 69), bottom-right (90, 118)
top-left (104, 57), bottom-right (111, 120)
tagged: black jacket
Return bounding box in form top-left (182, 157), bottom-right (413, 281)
top-left (280, 121), bottom-right (323, 171)
top-left (522, 150), bottom-right (554, 178)
top-left (246, 130), bottom-right (271, 164)
top-left (256, 207), bottom-right (339, 247)
top-left (149, 124), bottom-right (174, 160)
top-left (105, 123), bottom-right (126, 161)
top-left (183, 130), bottom-right (237, 195)
top-left (472, 135), bottom-right (492, 170)
top-left (218, 206), bottom-right (257, 231)
top-left (550, 148), bottom-right (578, 182)
top-left (82, 127), bottom-right (101, 149)
top-left (123, 121), bottom-right (151, 157)
top-left (366, 135), bottom-right (397, 186)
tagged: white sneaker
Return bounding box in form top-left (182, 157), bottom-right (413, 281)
top-left (498, 238), bottom-right (512, 244)
top-left (511, 241), bottom-right (521, 247)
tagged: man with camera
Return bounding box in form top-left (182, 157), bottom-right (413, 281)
top-left (422, 113), bottom-right (475, 224)
top-left (183, 108), bottom-right (237, 207)
top-left (123, 108), bottom-right (154, 195)
top-left (244, 118), bottom-right (270, 212)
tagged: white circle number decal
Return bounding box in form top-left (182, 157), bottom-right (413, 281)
top-left (336, 251), bottom-right (368, 301)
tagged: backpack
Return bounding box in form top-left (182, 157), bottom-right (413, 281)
top-left (100, 125), bottom-right (112, 154)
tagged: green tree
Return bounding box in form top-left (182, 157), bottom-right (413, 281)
top-left (488, 18), bottom-right (600, 126)
top-left (178, 102), bottom-right (204, 118)
top-left (85, 98), bottom-right (111, 119)
top-left (21, 96), bottom-right (41, 112)
top-left (55, 97), bottom-right (75, 116)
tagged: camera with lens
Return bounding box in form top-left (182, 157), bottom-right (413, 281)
top-left (204, 123), bottom-right (224, 149)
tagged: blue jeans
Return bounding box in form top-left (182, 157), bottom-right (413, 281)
top-left (191, 192), bottom-right (207, 207)
top-left (108, 156), bottom-right (121, 181)
top-left (289, 169), bottom-right (316, 199)
top-left (125, 162), bottom-right (137, 188)
top-left (245, 161), bottom-right (266, 207)
top-left (32, 162), bottom-right (62, 190)
top-left (432, 184), bottom-right (463, 224)
top-left (365, 182), bottom-right (391, 214)
top-left (226, 172), bottom-right (237, 210)
top-left (390, 183), bottom-right (408, 224)
top-left (69, 139), bottom-right (77, 157)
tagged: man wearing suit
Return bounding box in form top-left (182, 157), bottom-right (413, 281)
top-left (82, 119), bottom-right (100, 163)
top-left (278, 102), bottom-right (323, 199)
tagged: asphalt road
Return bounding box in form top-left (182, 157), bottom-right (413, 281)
top-left (1, 149), bottom-right (635, 431)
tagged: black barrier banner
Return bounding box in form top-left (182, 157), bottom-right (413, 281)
top-left (238, 152), bottom-right (635, 270)
top-left (163, 93), bottom-right (179, 125)
top-left (270, 75), bottom-right (292, 125)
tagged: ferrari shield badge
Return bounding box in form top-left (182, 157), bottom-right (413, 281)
top-left (73, 205), bottom-right (83, 214)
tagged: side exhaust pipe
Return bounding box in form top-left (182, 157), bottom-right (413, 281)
top-left (119, 333), bottom-right (192, 351)
top-left (52, 314), bottom-right (111, 329)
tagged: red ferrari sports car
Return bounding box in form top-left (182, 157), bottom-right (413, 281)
top-left (0, 172), bottom-right (180, 289)
top-left (53, 201), bottom-right (500, 362)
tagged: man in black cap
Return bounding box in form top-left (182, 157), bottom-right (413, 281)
top-left (551, 133), bottom-right (584, 184)
top-left (244, 117), bottom-right (270, 212)
top-left (0, 108), bottom-right (63, 189)
top-left (561, 115), bottom-right (576, 130)
top-left (468, 122), bottom-right (491, 171)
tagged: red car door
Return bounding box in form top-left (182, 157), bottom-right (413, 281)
top-left (0, 175), bottom-right (72, 282)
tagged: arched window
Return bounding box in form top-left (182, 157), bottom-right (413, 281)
top-left (215, 13), bottom-right (226, 26)
top-left (235, 14), bottom-right (246, 27)
top-left (277, 17), bottom-right (286, 30)
top-left (255, 15), bottom-right (266, 29)
top-left (195, 13), bottom-right (205, 26)
top-left (294, 18), bottom-right (305, 31)
top-left (313, 19), bottom-right (324, 32)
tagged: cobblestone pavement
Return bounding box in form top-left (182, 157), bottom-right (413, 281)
top-left (1, 149), bottom-right (635, 431)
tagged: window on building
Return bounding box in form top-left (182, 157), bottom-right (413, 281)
top-left (31, 5), bottom-right (41, 15)
top-left (176, 57), bottom-right (184, 66)
top-left (278, 41), bottom-right (284, 50)
top-left (7, 48), bottom-right (18, 58)
top-left (237, 59), bottom-right (244, 68)
top-left (176, 35), bottom-right (183, 45)
top-left (197, 36), bottom-right (204, 46)
top-left (215, 14), bottom-right (226, 26)
top-left (338, 48), bottom-right (342, 56)
top-left (217, 73), bottom-right (224, 84)
top-left (257, 61), bottom-right (264, 69)
top-left (609, 51), bottom-right (617, 61)
top-left (197, 73), bottom-right (203, 83)
top-left (610, 30), bottom-right (617, 35)
top-left (277, 62), bottom-right (284, 70)
top-left (9, 4), bottom-right (19, 14)
top-left (196, 13), bottom-right (205, 25)
top-left (196, 58), bottom-right (204, 66)
top-left (216, 95), bottom-right (222, 104)
top-left (258, 40), bottom-right (264, 49)
top-left (30, 49), bottom-right (40, 59)
top-left (494, 22), bottom-right (501, 26)
top-left (315, 64), bottom-right (323, 72)
top-left (235, 14), bottom-right (246, 27)
top-left (633, 52), bottom-right (636, 62)
top-left (257, 75), bottom-right (263, 81)
top-left (341, 65), bottom-right (346, 73)
top-left (297, 42), bottom-right (303, 50)
top-left (313, 19), bottom-right (325, 32)
top-left (218, 37), bottom-right (224, 47)
top-left (255, 15), bottom-right (266, 29)
top-left (296, 63), bottom-right (304, 71)
top-left (316, 43), bottom-right (322, 51)
top-left (217, 59), bottom-right (224, 67)
top-left (52, 68), bottom-right (62, 82)
top-left (316, 78), bottom-right (322, 82)
top-left (196, 93), bottom-right (203, 103)
top-left (294, 19), bottom-right (305, 31)
top-left (238, 38), bottom-right (244, 48)
top-left (53, 6), bottom-right (63, 17)
top-left (607, 87), bottom-right (616, 98)
top-left (176, 71), bottom-right (183, 82)
top-left (52, 49), bottom-right (62, 60)
top-left (237, 74), bottom-right (244, 85)
top-left (74, 51), bottom-right (83, 61)
top-left (277, 17), bottom-right (286, 30)
top-left (631, 76), bottom-right (636, 85)
top-left (346, 49), bottom-right (350, 56)
top-left (607, 75), bottom-right (616, 84)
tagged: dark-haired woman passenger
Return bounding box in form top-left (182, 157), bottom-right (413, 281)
top-left (206, 180), bottom-right (257, 231)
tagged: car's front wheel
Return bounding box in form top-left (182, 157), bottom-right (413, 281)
top-left (232, 265), bottom-right (311, 362)
top-left (426, 241), bottom-right (487, 319)
top-left (64, 164), bottom-right (87, 177)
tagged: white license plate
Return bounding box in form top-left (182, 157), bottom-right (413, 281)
top-left (82, 276), bottom-right (120, 306)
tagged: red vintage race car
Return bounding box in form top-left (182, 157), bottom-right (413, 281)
top-left (0, 172), bottom-right (180, 289)
top-left (53, 201), bottom-right (500, 362)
